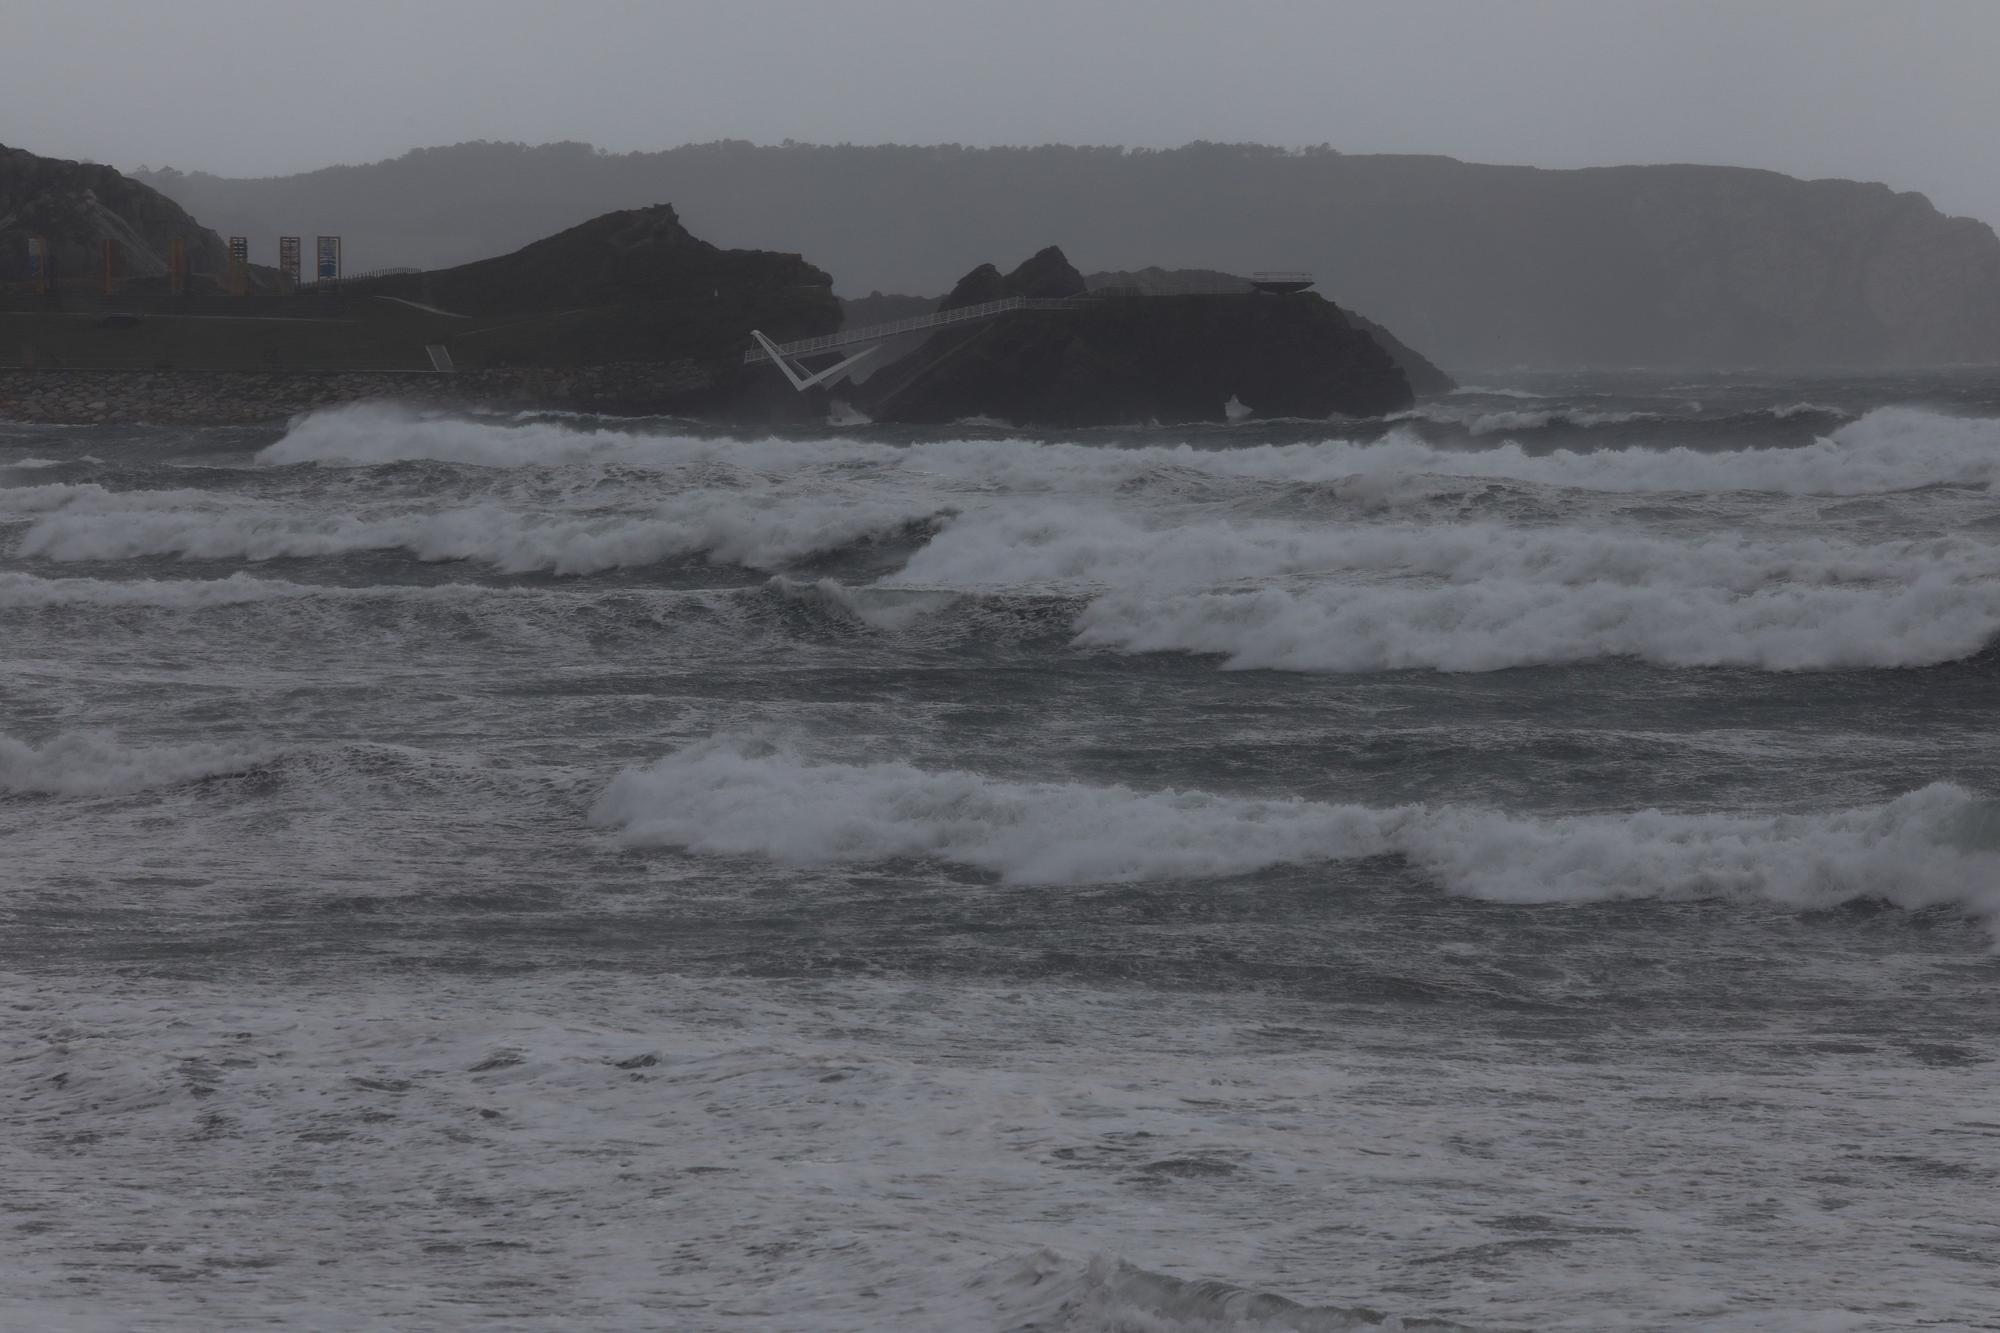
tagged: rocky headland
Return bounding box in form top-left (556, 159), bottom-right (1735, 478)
top-left (3, 144), bottom-right (1442, 428)
top-left (853, 248), bottom-right (1418, 425)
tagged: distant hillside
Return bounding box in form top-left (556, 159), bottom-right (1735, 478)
top-left (4, 144), bottom-right (227, 282)
top-left (140, 141), bottom-right (2000, 370)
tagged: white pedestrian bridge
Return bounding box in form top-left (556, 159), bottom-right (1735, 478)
top-left (742, 294), bottom-right (1094, 390)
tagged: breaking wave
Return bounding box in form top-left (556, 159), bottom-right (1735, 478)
top-left (257, 403), bottom-right (2000, 498)
top-left (592, 739), bottom-right (2000, 928)
top-left (1352, 406), bottom-right (1990, 492)
top-left (1073, 577), bottom-right (2000, 672)
top-left (887, 510), bottom-right (2000, 671)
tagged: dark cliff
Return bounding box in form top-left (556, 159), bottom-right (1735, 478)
top-left (857, 249), bottom-right (1412, 426)
top-left (1083, 267), bottom-right (1454, 395)
top-left (141, 141), bottom-right (2000, 369)
top-left (2, 144), bottom-right (228, 282)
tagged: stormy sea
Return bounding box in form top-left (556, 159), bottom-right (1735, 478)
top-left (4, 371), bottom-right (1998, 1332)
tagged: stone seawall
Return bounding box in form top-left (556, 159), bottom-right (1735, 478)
top-left (0, 362), bottom-right (714, 425)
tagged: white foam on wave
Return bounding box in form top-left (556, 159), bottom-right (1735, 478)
top-left (1394, 404), bottom-right (1659, 436)
top-left (882, 508), bottom-right (2000, 670)
top-left (259, 403), bottom-right (733, 470)
top-left (1449, 385), bottom-right (1549, 399)
top-left (892, 508), bottom-right (1996, 593)
top-left (0, 570), bottom-right (561, 610)
top-left (259, 401), bottom-right (2000, 498)
top-left (1417, 406), bottom-right (1998, 493)
top-left (0, 481), bottom-right (233, 519)
top-left (1076, 576), bottom-right (2000, 672)
top-left (17, 493), bottom-right (943, 575)
top-left (593, 740), bottom-right (2000, 928)
top-left (0, 730), bottom-right (265, 797)
top-left (0, 481), bottom-right (116, 514)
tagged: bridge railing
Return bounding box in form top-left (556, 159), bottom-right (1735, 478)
top-left (743, 293), bottom-right (1095, 364)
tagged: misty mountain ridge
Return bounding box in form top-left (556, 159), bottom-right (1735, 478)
top-left (137, 139), bottom-right (2000, 370)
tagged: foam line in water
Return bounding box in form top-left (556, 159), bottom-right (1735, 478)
top-left (591, 739), bottom-right (2000, 929)
top-left (258, 402), bottom-right (2000, 496)
top-left (17, 495), bottom-right (946, 575)
top-left (1392, 405), bottom-right (1662, 435)
top-left (0, 570), bottom-right (564, 609)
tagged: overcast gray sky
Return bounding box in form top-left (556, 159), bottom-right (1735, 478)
top-left (7, 0), bottom-right (1999, 226)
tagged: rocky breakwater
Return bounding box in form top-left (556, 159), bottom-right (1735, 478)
top-left (0, 361), bottom-right (714, 426)
top-left (855, 248), bottom-right (1417, 426)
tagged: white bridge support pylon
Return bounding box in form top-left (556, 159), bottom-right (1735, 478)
top-left (748, 330), bottom-right (882, 391)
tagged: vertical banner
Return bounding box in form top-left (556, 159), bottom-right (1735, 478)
top-left (27, 236), bottom-right (48, 294)
top-left (228, 235), bottom-right (249, 296)
top-left (278, 235), bottom-right (301, 290)
top-left (315, 235), bottom-right (341, 283)
top-left (168, 237), bottom-right (187, 295)
top-left (103, 238), bottom-right (117, 295)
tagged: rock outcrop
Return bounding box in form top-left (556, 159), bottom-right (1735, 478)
top-left (1084, 267), bottom-right (1454, 395)
top-left (1, 143), bottom-right (228, 282)
top-left (857, 248), bottom-right (1413, 426)
top-left (1342, 311), bottom-right (1456, 397)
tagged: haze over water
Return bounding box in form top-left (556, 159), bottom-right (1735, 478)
top-left (5, 374), bottom-right (2000, 1329)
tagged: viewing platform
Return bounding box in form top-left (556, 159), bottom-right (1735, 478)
top-left (1249, 271), bottom-right (1316, 294)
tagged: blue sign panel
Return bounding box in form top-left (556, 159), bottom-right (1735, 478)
top-left (316, 236), bottom-right (340, 281)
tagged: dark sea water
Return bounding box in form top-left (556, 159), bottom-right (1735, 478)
top-left (4, 371), bottom-right (1999, 1331)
